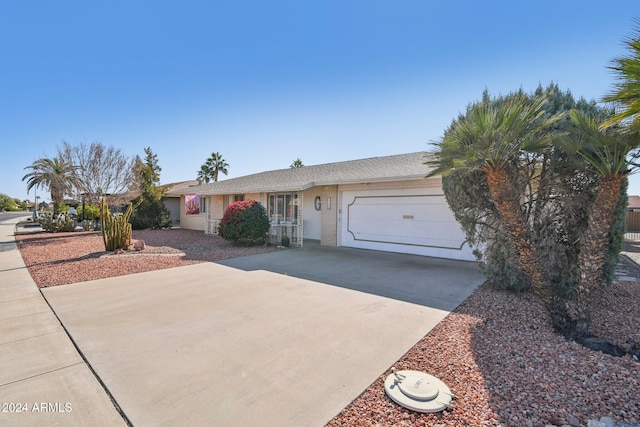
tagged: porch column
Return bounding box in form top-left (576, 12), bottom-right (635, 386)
top-left (320, 185), bottom-right (338, 247)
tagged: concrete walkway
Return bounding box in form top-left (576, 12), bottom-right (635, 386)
top-left (2, 217), bottom-right (484, 426)
top-left (0, 216), bottom-right (126, 426)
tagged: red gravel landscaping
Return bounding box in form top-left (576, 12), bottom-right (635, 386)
top-left (15, 228), bottom-right (278, 287)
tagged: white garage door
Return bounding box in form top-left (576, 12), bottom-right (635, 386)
top-left (340, 190), bottom-right (474, 261)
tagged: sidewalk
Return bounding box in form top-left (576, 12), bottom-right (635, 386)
top-left (0, 216), bottom-right (125, 426)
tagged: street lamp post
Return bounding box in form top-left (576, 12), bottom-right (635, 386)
top-left (81, 193), bottom-right (85, 222)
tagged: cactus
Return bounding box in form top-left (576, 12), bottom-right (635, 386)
top-left (38, 212), bottom-right (77, 233)
top-left (100, 197), bottom-right (139, 251)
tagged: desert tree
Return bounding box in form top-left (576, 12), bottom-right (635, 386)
top-left (22, 156), bottom-right (78, 213)
top-left (428, 94), bottom-right (562, 305)
top-left (431, 83), bottom-right (630, 344)
top-left (558, 110), bottom-right (640, 337)
top-left (57, 140), bottom-right (136, 205)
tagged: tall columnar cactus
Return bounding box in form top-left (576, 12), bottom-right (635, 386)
top-left (100, 197), bottom-right (137, 251)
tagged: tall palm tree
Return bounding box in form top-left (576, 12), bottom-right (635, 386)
top-left (198, 152), bottom-right (229, 182)
top-left (22, 157), bottom-right (78, 213)
top-left (558, 110), bottom-right (640, 336)
top-left (290, 158), bottom-right (304, 168)
top-left (196, 164), bottom-right (213, 183)
top-left (428, 95), bottom-right (561, 304)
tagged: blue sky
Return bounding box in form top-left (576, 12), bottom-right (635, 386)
top-left (1, 1), bottom-right (639, 202)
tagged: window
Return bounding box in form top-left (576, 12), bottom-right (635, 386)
top-left (234, 194), bottom-right (244, 202)
top-left (185, 194), bottom-right (200, 215)
top-left (268, 193), bottom-right (299, 224)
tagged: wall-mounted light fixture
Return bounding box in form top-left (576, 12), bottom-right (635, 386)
top-left (327, 197), bottom-right (331, 210)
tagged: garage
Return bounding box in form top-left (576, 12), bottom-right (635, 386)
top-left (339, 188), bottom-right (475, 261)
top-left (188, 151), bottom-right (476, 261)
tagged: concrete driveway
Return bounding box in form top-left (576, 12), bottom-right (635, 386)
top-left (42, 245), bottom-right (484, 426)
top-left (218, 242), bottom-right (483, 311)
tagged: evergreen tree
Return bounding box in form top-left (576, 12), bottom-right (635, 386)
top-left (130, 147), bottom-right (172, 229)
top-left (290, 158), bottom-right (304, 168)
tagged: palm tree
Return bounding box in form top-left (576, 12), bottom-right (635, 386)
top-left (196, 164), bottom-right (213, 183)
top-left (602, 19), bottom-right (640, 130)
top-left (428, 95), bottom-right (561, 305)
top-left (198, 152), bottom-right (229, 182)
top-left (559, 110), bottom-right (640, 336)
top-left (290, 158), bottom-right (304, 168)
top-left (22, 157), bottom-right (78, 213)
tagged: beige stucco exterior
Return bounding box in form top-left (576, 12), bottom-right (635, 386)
top-left (320, 185), bottom-right (338, 246)
top-left (210, 195), bottom-right (225, 220)
top-left (178, 179), bottom-right (443, 248)
top-left (170, 152), bottom-right (473, 260)
top-left (178, 186), bottom-right (337, 246)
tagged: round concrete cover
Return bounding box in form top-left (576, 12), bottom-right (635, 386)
top-left (384, 369), bottom-right (453, 413)
top-left (397, 373), bottom-right (440, 400)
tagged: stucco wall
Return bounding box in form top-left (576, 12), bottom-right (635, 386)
top-left (320, 185), bottom-right (338, 246)
top-left (245, 193), bottom-right (264, 205)
top-left (208, 195), bottom-right (225, 220)
top-left (220, 193), bottom-right (265, 212)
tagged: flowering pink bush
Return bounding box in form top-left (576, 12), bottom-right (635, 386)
top-left (218, 200), bottom-right (270, 244)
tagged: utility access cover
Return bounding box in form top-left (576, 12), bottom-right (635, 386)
top-left (384, 367), bottom-right (455, 413)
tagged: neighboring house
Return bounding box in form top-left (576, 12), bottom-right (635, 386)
top-left (626, 195), bottom-right (640, 232)
top-left (174, 152), bottom-right (474, 261)
top-left (628, 195), bottom-right (640, 212)
top-left (163, 180), bottom-right (203, 226)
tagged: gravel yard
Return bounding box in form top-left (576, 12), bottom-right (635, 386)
top-left (15, 229), bottom-right (640, 426)
top-left (15, 228), bottom-right (278, 287)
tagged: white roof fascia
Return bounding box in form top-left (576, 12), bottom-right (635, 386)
top-left (312, 174), bottom-right (429, 187)
top-left (195, 185), bottom-right (308, 196)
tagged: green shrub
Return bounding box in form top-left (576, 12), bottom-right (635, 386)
top-left (38, 212), bottom-right (77, 232)
top-left (130, 196), bottom-right (173, 230)
top-left (482, 229), bottom-right (530, 292)
top-left (81, 220), bottom-right (97, 231)
top-left (0, 193), bottom-right (19, 211)
top-left (78, 204), bottom-right (100, 221)
top-left (219, 200), bottom-right (270, 244)
top-left (603, 177), bottom-right (628, 285)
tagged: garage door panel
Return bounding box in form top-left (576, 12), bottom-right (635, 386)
top-left (347, 220), bottom-right (464, 247)
top-left (341, 192), bottom-right (472, 260)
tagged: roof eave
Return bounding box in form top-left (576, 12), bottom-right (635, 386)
top-left (195, 185), bottom-right (309, 196)
top-left (313, 174), bottom-right (432, 187)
